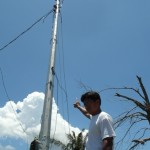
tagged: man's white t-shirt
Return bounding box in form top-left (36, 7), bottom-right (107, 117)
top-left (85, 111), bottom-right (116, 150)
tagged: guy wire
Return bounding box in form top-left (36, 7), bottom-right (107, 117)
top-left (0, 9), bottom-right (53, 52)
top-left (0, 67), bottom-right (29, 148)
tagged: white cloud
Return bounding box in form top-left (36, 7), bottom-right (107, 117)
top-left (0, 144), bottom-right (15, 150)
top-left (0, 92), bottom-right (82, 147)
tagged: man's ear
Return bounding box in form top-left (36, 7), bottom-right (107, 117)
top-left (96, 99), bottom-right (100, 105)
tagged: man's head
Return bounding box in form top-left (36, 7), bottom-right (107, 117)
top-left (81, 91), bottom-right (101, 115)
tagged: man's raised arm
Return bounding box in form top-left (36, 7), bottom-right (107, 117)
top-left (73, 101), bottom-right (91, 119)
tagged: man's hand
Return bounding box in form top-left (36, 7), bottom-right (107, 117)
top-left (73, 101), bottom-right (91, 119)
top-left (73, 101), bottom-right (80, 108)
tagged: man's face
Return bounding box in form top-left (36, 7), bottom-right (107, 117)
top-left (83, 98), bottom-right (100, 115)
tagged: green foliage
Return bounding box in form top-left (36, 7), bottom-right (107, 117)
top-left (49, 130), bottom-right (87, 150)
top-left (64, 130), bottom-right (87, 150)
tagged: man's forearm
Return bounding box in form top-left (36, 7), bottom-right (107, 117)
top-left (102, 137), bottom-right (113, 150)
top-left (77, 106), bottom-right (91, 119)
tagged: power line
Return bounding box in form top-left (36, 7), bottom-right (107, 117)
top-left (0, 67), bottom-right (29, 148)
top-left (0, 67), bottom-right (26, 133)
top-left (0, 9), bottom-right (53, 52)
top-left (57, 24), bottom-right (68, 135)
top-left (53, 11), bottom-right (70, 134)
top-left (60, 13), bottom-right (70, 133)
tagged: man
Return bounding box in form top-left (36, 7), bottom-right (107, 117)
top-left (74, 91), bottom-right (116, 150)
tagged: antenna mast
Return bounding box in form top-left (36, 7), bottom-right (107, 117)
top-left (37, 0), bottom-right (60, 149)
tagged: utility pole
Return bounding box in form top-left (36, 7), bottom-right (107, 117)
top-left (36, 0), bottom-right (60, 149)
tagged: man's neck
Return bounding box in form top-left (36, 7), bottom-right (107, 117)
top-left (92, 109), bottom-right (101, 116)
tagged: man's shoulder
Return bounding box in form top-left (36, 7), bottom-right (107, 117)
top-left (98, 111), bottom-right (113, 120)
top-left (99, 111), bottom-right (110, 116)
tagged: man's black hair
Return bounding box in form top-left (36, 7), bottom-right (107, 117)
top-left (81, 91), bottom-right (101, 105)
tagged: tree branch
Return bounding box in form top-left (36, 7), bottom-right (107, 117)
top-left (137, 76), bottom-right (150, 104)
top-left (130, 137), bottom-right (150, 150)
top-left (115, 93), bottom-right (146, 112)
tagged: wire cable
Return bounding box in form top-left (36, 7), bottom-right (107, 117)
top-left (0, 9), bottom-right (53, 52)
top-left (0, 67), bottom-right (29, 149)
top-left (57, 23), bottom-right (68, 136)
top-left (60, 12), bottom-right (70, 133)
top-left (54, 68), bottom-right (71, 134)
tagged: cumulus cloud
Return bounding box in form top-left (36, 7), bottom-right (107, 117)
top-left (0, 92), bottom-right (82, 148)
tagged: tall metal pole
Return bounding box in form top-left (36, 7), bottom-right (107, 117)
top-left (37, 0), bottom-right (60, 149)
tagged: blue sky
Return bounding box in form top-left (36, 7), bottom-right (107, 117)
top-left (0, 0), bottom-right (150, 149)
